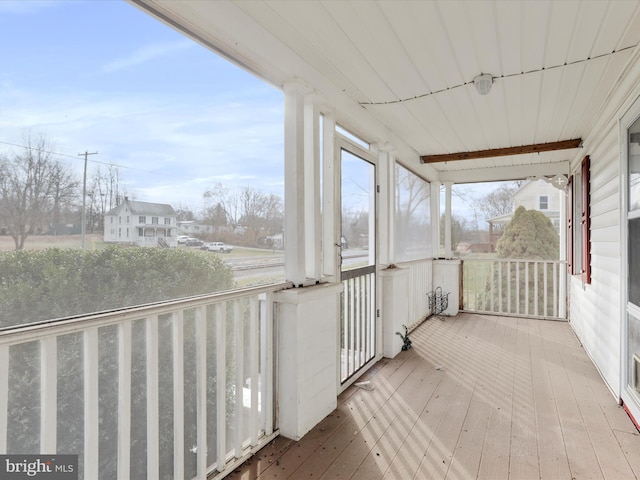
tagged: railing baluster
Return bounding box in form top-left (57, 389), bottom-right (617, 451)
top-left (0, 346), bottom-right (9, 454)
top-left (118, 321), bottom-right (132, 479)
top-left (195, 306), bottom-right (207, 479)
top-left (262, 293), bottom-right (274, 436)
top-left (40, 337), bottom-right (57, 453)
top-left (216, 303), bottom-right (227, 473)
top-left (553, 262), bottom-right (558, 317)
top-left (516, 262), bottom-right (520, 315)
top-left (84, 327), bottom-right (99, 480)
top-left (525, 263), bottom-right (529, 316)
top-left (506, 262), bottom-right (511, 313)
top-left (490, 263), bottom-right (495, 311)
top-left (534, 262), bottom-right (539, 317)
top-left (146, 316), bottom-right (159, 480)
top-left (234, 300), bottom-right (244, 459)
top-left (172, 312), bottom-right (184, 480)
top-left (543, 262), bottom-right (548, 316)
top-left (249, 296), bottom-right (259, 447)
top-left (498, 261), bottom-right (503, 313)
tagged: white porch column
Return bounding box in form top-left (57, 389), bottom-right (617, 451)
top-left (322, 112), bottom-right (339, 281)
top-left (431, 181), bottom-right (441, 257)
top-left (378, 145), bottom-right (395, 267)
top-left (444, 181), bottom-right (453, 258)
top-left (559, 187), bottom-right (567, 318)
top-left (284, 80), bottom-right (313, 286)
top-left (304, 95), bottom-right (323, 280)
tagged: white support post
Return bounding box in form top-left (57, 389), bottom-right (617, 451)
top-left (431, 181), bottom-right (441, 257)
top-left (284, 80), bottom-right (313, 286)
top-left (378, 147), bottom-right (395, 267)
top-left (304, 96), bottom-right (322, 280)
top-left (322, 112), bottom-right (339, 281)
top-left (40, 337), bottom-right (57, 453)
top-left (559, 188), bottom-right (567, 318)
top-left (444, 182), bottom-right (453, 258)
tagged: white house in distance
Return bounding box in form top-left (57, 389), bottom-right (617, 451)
top-left (487, 178), bottom-right (564, 250)
top-left (104, 197), bottom-right (177, 247)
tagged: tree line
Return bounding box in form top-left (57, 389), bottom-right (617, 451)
top-left (0, 133), bottom-right (285, 250)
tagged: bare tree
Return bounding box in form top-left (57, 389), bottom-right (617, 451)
top-left (87, 165), bottom-right (128, 232)
top-left (203, 183), bottom-right (242, 229)
top-left (477, 182), bottom-right (519, 221)
top-left (0, 133), bottom-right (78, 249)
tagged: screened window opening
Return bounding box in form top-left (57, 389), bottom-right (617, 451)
top-left (0, 1), bottom-right (284, 329)
top-left (394, 164), bottom-right (432, 262)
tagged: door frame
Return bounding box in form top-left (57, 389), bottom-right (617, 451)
top-left (620, 95), bottom-right (640, 425)
top-left (335, 135), bottom-right (380, 393)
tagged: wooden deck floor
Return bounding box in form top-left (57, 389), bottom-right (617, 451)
top-left (227, 313), bottom-right (640, 480)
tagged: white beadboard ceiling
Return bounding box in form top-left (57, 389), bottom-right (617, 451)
top-left (132, 0), bottom-right (640, 181)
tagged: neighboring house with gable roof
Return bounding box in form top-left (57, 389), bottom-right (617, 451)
top-left (104, 197), bottom-right (177, 247)
top-left (487, 178), bottom-right (564, 252)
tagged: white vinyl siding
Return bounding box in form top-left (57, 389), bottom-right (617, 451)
top-left (569, 119), bottom-right (621, 396)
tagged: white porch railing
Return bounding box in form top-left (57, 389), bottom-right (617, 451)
top-left (0, 283), bottom-right (284, 480)
top-left (340, 266), bottom-right (376, 384)
top-left (398, 259), bottom-right (433, 329)
top-left (461, 258), bottom-right (566, 319)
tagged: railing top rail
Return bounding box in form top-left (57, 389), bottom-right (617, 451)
top-left (0, 282), bottom-right (290, 346)
top-left (460, 257), bottom-right (566, 265)
top-left (394, 257), bottom-right (433, 268)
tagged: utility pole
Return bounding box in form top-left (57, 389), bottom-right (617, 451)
top-left (79, 150), bottom-right (98, 249)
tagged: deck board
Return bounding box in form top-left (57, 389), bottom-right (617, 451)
top-left (226, 314), bottom-right (640, 480)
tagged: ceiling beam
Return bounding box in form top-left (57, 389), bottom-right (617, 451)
top-left (420, 138), bottom-right (582, 163)
top-left (435, 161), bottom-right (570, 184)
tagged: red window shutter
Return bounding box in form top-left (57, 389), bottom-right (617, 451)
top-left (581, 155), bottom-right (591, 284)
top-left (567, 176), bottom-right (573, 274)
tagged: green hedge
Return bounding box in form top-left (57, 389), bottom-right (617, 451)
top-left (0, 246), bottom-right (234, 327)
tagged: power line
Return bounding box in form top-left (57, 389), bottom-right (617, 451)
top-left (0, 139), bottom-right (168, 177)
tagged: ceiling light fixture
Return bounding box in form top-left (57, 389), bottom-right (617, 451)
top-left (473, 73), bottom-right (493, 95)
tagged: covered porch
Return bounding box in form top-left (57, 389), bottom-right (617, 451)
top-left (229, 313), bottom-right (640, 480)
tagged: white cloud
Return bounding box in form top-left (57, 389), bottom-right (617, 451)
top-left (100, 41), bottom-right (194, 74)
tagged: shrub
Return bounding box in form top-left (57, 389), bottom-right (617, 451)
top-left (0, 246), bottom-right (234, 327)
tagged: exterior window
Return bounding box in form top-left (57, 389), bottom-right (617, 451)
top-left (139, 216), bottom-right (146, 224)
top-left (152, 216), bottom-right (158, 224)
top-left (118, 228), bottom-right (121, 238)
top-left (127, 216), bottom-right (130, 223)
top-left (119, 216), bottom-right (121, 224)
top-left (164, 218), bottom-right (171, 225)
top-left (126, 228), bottom-right (129, 237)
top-left (138, 228), bottom-right (143, 236)
top-left (539, 195), bottom-right (549, 210)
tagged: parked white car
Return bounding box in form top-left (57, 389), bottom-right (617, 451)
top-left (205, 242), bottom-right (233, 253)
top-left (177, 235), bottom-right (189, 245)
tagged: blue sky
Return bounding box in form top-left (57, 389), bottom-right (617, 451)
top-left (0, 0), bottom-right (284, 210)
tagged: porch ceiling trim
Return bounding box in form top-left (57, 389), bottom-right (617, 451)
top-left (437, 161), bottom-right (570, 184)
top-left (420, 139), bottom-right (582, 164)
